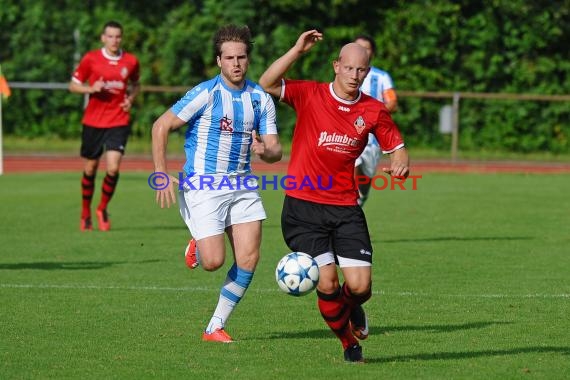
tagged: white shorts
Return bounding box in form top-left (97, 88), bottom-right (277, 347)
top-left (355, 144), bottom-right (381, 178)
top-left (178, 174), bottom-right (267, 240)
top-left (314, 251), bottom-right (371, 268)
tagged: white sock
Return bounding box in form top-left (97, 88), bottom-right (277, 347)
top-left (204, 263), bottom-right (253, 333)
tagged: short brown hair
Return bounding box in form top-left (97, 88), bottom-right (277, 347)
top-left (102, 21), bottom-right (123, 34)
top-left (354, 34), bottom-right (376, 56)
top-left (213, 25), bottom-right (253, 58)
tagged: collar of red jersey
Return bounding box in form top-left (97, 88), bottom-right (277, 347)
top-left (101, 48), bottom-right (123, 61)
top-left (329, 83), bottom-right (362, 105)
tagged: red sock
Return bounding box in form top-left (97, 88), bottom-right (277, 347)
top-left (81, 172), bottom-right (95, 218)
top-left (317, 288), bottom-right (358, 349)
top-left (98, 173), bottom-right (119, 211)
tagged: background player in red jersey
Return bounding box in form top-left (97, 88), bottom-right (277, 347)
top-left (260, 30), bottom-right (409, 362)
top-left (69, 21), bottom-right (140, 231)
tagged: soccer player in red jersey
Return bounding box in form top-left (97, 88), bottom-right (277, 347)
top-left (260, 30), bottom-right (409, 362)
top-left (69, 21), bottom-right (140, 231)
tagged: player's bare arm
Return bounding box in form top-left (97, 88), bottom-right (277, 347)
top-left (151, 110), bottom-right (185, 208)
top-left (259, 29), bottom-right (323, 98)
top-left (383, 147), bottom-right (409, 178)
top-left (68, 76), bottom-right (105, 94)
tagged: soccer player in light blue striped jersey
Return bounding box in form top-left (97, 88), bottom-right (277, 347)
top-left (354, 35), bottom-right (398, 206)
top-left (152, 25), bottom-right (282, 343)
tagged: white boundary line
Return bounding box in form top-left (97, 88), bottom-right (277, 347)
top-left (1, 283), bottom-right (569, 299)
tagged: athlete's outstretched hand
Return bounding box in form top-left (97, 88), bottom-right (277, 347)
top-left (155, 174), bottom-right (179, 209)
top-left (295, 30), bottom-right (323, 54)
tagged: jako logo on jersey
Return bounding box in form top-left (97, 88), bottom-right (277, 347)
top-left (317, 131), bottom-right (360, 147)
top-left (220, 115), bottom-right (234, 132)
top-left (338, 105), bottom-right (350, 112)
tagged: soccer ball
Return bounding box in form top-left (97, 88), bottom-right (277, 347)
top-left (275, 252), bottom-right (319, 296)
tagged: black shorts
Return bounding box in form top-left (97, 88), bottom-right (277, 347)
top-left (80, 125), bottom-right (131, 159)
top-left (281, 195), bottom-right (373, 264)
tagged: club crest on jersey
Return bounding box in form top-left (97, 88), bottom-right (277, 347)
top-left (354, 116), bottom-right (366, 134)
top-left (121, 67), bottom-right (129, 79)
top-left (220, 115), bottom-right (234, 133)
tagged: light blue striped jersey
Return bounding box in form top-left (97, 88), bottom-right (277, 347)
top-left (171, 75), bottom-right (278, 175)
top-left (360, 66), bottom-right (395, 148)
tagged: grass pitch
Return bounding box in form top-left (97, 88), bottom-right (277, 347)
top-left (1, 171), bottom-right (569, 379)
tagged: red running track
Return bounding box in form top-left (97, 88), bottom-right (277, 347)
top-left (3, 154), bottom-right (570, 174)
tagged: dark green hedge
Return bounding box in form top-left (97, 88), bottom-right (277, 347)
top-left (1, 0), bottom-right (568, 153)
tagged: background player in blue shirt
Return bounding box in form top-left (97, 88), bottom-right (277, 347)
top-left (354, 34), bottom-right (399, 206)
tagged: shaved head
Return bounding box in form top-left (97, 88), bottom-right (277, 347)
top-left (338, 43), bottom-right (370, 66)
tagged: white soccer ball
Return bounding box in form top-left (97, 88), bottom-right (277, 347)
top-left (275, 252), bottom-right (319, 296)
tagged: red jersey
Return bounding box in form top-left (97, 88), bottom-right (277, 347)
top-left (282, 80), bottom-right (405, 206)
top-left (72, 48), bottom-right (140, 128)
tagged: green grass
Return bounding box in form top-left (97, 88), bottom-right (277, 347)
top-left (1, 172), bottom-right (569, 379)
top-left (408, 147), bottom-right (570, 162)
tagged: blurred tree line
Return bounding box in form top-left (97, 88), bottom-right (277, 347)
top-left (1, 0), bottom-right (568, 153)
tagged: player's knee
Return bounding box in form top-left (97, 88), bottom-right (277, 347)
top-left (342, 266), bottom-right (371, 294)
top-left (316, 277), bottom-right (340, 294)
top-left (106, 168), bottom-right (120, 177)
top-left (345, 280), bottom-right (371, 296)
top-left (84, 161), bottom-right (99, 176)
top-left (201, 256), bottom-right (225, 271)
